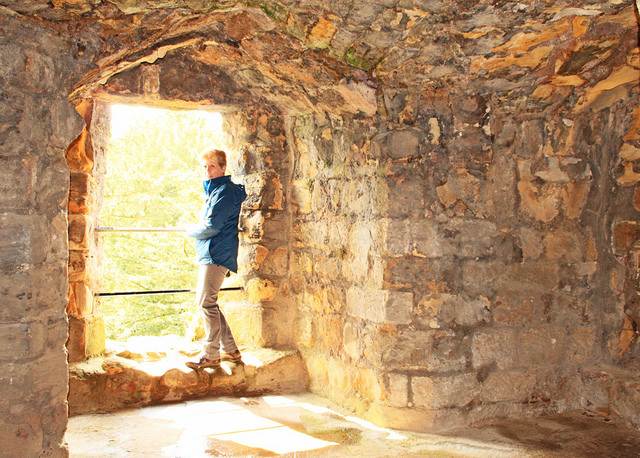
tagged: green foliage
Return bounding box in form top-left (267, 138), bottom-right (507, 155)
top-left (100, 106), bottom-right (224, 341)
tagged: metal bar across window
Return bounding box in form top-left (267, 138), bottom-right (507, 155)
top-left (94, 226), bottom-right (243, 297)
top-left (94, 287), bottom-right (243, 297)
top-left (96, 227), bottom-right (186, 232)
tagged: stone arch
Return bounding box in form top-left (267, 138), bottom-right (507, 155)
top-left (63, 5), bottom-right (380, 362)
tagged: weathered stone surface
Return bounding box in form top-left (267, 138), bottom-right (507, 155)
top-left (413, 373), bottom-right (481, 409)
top-left (68, 214), bottom-right (94, 251)
top-left (347, 287), bottom-right (413, 325)
top-left (68, 347), bottom-right (308, 415)
top-left (2, 0), bottom-right (640, 454)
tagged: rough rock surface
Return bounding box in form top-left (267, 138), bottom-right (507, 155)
top-left (0, 0), bottom-right (639, 455)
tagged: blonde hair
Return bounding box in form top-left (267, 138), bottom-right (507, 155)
top-left (198, 148), bottom-right (226, 168)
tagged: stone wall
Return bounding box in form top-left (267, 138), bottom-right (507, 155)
top-left (1, 0), bottom-right (639, 454)
top-left (66, 99), bottom-right (107, 363)
top-left (87, 59), bottom-right (296, 351)
top-left (289, 6), bottom-right (640, 431)
top-left (0, 11), bottom-right (95, 456)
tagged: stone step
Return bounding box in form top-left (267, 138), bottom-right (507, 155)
top-left (68, 338), bottom-right (309, 416)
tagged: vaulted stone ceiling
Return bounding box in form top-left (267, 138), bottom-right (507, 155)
top-left (2, 1), bottom-right (636, 117)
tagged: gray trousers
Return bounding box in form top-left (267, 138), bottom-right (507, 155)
top-left (196, 264), bottom-right (238, 360)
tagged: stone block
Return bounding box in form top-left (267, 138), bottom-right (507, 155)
top-left (497, 261), bottom-right (560, 293)
top-left (462, 260), bottom-right (505, 296)
top-left (561, 181), bottom-right (591, 219)
top-left (292, 179), bottom-right (313, 214)
top-left (341, 176), bottom-right (386, 217)
top-left (383, 373), bottom-right (408, 407)
top-left (67, 316), bottom-right (105, 363)
top-left (68, 251), bottom-right (96, 283)
top-left (412, 373), bottom-right (480, 409)
top-left (491, 294), bottom-right (547, 326)
top-left (314, 254), bottom-right (343, 283)
top-left (381, 329), bottom-right (467, 372)
top-left (0, 157), bottom-right (32, 211)
top-left (385, 174), bottom-right (425, 217)
top-left (0, 418), bottom-right (43, 457)
top-left (0, 214), bottom-right (48, 270)
top-left (564, 326), bottom-right (596, 366)
top-left (386, 129), bottom-right (422, 159)
top-left (437, 295), bottom-right (490, 327)
top-left (0, 362), bottom-right (31, 409)
top-left (316, 314), bottom-right (343, 352)
top-left (612, 221), bottom-right (640, 256)
top-left (386, 217), bottom-right (440, 257)
top-left (69, 170), bottom-right (95, 214)
top-left (518, 227), bottom-right (543, 260)
top-left (296, 315), bottom-right (314, 348)
top-left (479, 369), bottom-right (537, 403)
top-left (347, 287), bottom-right (413, 324)
top-left (29, 351), bottom-right (69, 403)
top-left (259, 244), bottom-right (288, 276)
top-left (245, 277), bottom-right (278, 303)
top-left (543, 230), bottom-right (583, 263)
top-left (292, 220), bottom-right (330, 253)
top-left (472, 327), bottom-right (565, 370)
top-left (0, 321), bottom-right (45, 361)
top-left (68, 213), bottom-right (93, 251)
top-left (435, 218), bottom-right (498, 259)
top-left (342, 322), bottom-right (360, 361)
top-left (241, 210), bottom-right (264, 241)
top-left (51, 97), bottom-right (85, 149)
top-left (517, 180), bottom-right (560, 222)
top-left (67, 281), bottom-right (94, 318)
top-left (222, 303), bottom-right (264, 348)
top-left (346, 223), bottom-right (375, 283)
top-left (354, 366), bottom-right (383, 402)
top-left (66, 128), bottom-right (94, 172)
top-left (261, 211), bottom-right (290, 242)
top-left (446, 126), bottom-right (492, 163)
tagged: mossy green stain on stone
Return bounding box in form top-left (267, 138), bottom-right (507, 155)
top-left (345, 46), bottom-right (383, 72)
top-left (247, 0), bottom-right (288, 22)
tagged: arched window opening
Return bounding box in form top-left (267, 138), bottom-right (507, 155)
top-left (99, 104), bottom-right (228, 343)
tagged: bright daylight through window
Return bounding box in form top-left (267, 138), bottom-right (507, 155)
top-left (100, 104), bottom-right (224, 342)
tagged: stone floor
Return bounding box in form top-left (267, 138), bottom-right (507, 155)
top-left (66, 392), bottom-right (640, 457)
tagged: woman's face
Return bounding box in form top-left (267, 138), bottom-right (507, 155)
top-left (200, 158), bottom-right (226, 180)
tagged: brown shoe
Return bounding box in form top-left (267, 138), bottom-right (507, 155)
top-left (185, 357), bottom-right (221, 370)
top-left (221, 350), bottom-right (242, 363)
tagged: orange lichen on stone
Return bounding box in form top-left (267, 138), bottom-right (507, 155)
top-left (463, 26), bottom-right (502, 40)
top-left (623, 108), bottom-right (640, 141)
top-left (572, 16), bottom-right (590, 38)
top-left (309, 17), bottom-right (336, 48)
top-left (617, 314), bottom-right (635, 356)
top-left (471, 46), bottom-right (553, 73)
top-left (493, 19), bottom-right (570, 54)
top-left (531, 84), bottom-right (554, 99)
top-left (551, 75), bottom-right (586, 86)
top-left (268, 176), bottom-right (284, 210)
top-left (562, 181), bottom-right (591, 219)
top-left (621, 143), bottom-right (640, 161)
top-left (617, 162), bottom-right (640, 187)
top-left (612, 221), bottom-right (640, 255)
top-left (517, 181), bottom-right (560, 222)
top-left (577, 66), bottom-right (640, 111)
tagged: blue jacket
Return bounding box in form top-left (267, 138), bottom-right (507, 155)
top-left (187, 175), bottom-right (246, 272)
